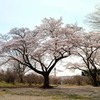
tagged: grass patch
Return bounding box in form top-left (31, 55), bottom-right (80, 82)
top-left (67, 94), bottom-right (89, 100)
top-left (0, 82), bottom-right (15, 87)
top-left (0, 82), bottom-right (39, 88)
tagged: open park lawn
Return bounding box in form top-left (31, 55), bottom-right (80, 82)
top-left (0, 85), bottom-right (100, 100)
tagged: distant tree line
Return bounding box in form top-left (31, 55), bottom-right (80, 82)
top-left (0, 68), bottom-right (94, 86)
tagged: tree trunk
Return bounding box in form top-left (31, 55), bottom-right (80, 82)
top-left (19, 75), bottom-right (24, 83)
top-left (20, 77), bottom-right (23, 83)
top-left (43, 74), bottom-right (50, 88)
top-left (91, 74), bottom-right (98, 87)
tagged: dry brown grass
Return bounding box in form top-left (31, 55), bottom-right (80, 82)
top-left (0, 85), bottom-right (100, 100)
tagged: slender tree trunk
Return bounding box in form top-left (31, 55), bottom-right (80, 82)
top-left (19, 74), bottom-right (24, 83)
top-left (20, 76), bottom-right (23, 83)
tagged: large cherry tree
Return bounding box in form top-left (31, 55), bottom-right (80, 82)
top-left (1, 18), bottom-right (81, 88)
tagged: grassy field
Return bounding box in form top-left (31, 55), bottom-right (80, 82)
top-left (0, 85), bottom-right (100, 100)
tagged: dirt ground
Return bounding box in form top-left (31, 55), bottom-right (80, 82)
top-left (0, 85), bottom-right (100, 100)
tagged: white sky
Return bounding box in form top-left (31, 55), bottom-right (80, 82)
top-left (0, 0), bottom-right (100, 34)
top-left (54, 56), bottom-right (82, 76)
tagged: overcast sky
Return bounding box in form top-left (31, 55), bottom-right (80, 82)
top-left (0, 0), bottom-right (100, 34)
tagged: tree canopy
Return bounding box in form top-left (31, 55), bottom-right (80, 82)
top-left (0, 18), bottom-right (82, 88)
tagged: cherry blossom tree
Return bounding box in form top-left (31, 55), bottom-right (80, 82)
top-left (1, 18), bottom-right (81, 88)
top-left (0, 34), bottom-right (10, 66)
top-left (68, 32), bottom-right (100, 86)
